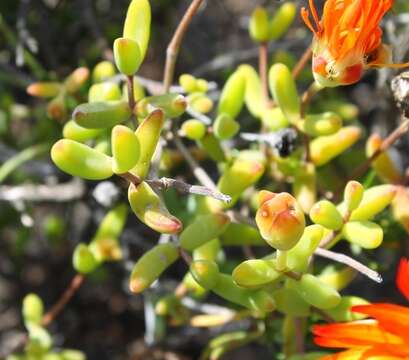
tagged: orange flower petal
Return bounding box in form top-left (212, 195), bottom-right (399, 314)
top-left (351, 304), bottom-right (409, 343)
top-left (396, 258), bottom-right (409, 301)
top-left (320, 349), bottom-right (368, 360)
top-left (365, 344), bottom-right (409, 358)
top-left (303, 0), bottom-right (395, 65)
top-left (313, 320), bottom-right (403, 348)
top-left (320, 348), bottom-right (404, 360)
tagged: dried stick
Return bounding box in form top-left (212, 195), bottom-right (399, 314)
top-left (126, 75), bottom-right (138, 128)
top-left (348, 116), bottom-right (409, 182)
top-left (163, 0), bottom-right (204, 92)
top-left (300, 81), bottom-right (322, 118)
top-left (119, 170), bottom-right (228, 202)
top-left (294, 318), bottom-right (305, 354)
top-left (259, 42), bottom-right (271, 107)
top-left (179, 248), bottom-right (193, 265)
top-left (148, 177), bottom-right (231, 203)
top-left (0, 178), bottom-right (85, 202)
top-left (173, 135), bottom-right (217, 190)
top-left (292, 47), bottom-right (312, 80)
top-left (126, 75), bottom-right (136, 111)
top-left (41, 274), bottom-right (85, 327)
top-left (311, 307), bottom-right (335, 323)
top-left (226, 210), bottom-right (257, 227)
top-left (315, 247), bottom-right (383, 283)
top-left (318, 229), bottom-right (340, 249)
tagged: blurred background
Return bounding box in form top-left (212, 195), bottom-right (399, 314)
top-left (2, 1), bottom-right (409, 359)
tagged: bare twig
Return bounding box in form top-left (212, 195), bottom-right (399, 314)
top-left (315, 247), bottom-right (383, 283)
top-left (148, 177), bottom-right (231, 203)
top-left (0, 333), bottom-right (28, 359)
top-left (284, 271), bottom-right (302, 281)
top-left (294, 318), bottom-right (305, 354)
top-left (118, 172), bottom-right (142, 186)
top-left (311, 307), bottom-right (335, 323)
top-left (292, 47), bottom-right (312, 80)
top-left (0, 178), bottom-right (86, 202)
top-left (126, 75), bottom-right (138, 128)
top-left (181, 297), bottom-right (236, 317)
top-left (186, 107), bottom-right (212, 125)
top-left (163, 0), bottom-right (204, 92)
top-left (226, 210), bottom-right (257, 227)
top-left (179, 248), bottom-right (193, 265)
top-left (118, 171), bottom-right (228, 202)
top-left (127, 75), bottom-right (136, 111)
top-left (41, 274), bottom-right (85, 327)
top-left (347, 116), bottom-right (409, 182)
top-left (259, 42), bottom-right (271, 107)
top-left (300, 82), bottom-right (322, 118)
top-left (173, 135), bottom-right (217, 190)
top-left (318, 229), bottom-right (340, 249)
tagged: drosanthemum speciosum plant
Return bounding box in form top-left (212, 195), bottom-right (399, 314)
top-left (302, 0), bottom-right (409, 87)
top-left (16, 0), bottom-right (409, 358)
top-left (313, 259), bottom-right (409, 359)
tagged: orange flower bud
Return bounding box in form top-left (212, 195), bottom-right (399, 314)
top-left (255, 192), bottom-right (305, 251)
top-left (27, 82), bottom-right (62, 98)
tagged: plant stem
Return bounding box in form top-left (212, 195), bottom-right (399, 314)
top-left (119, 171), bottom-right (142, 186)
top-left (276, 250), bottom-right (288, 271)
top-left (119, 171), bottom-right (229, 202)
top-left (173, 134), bottom-right (217, 190)
top-left (300, 81), bottom-right (322, 118)
top-left (292, 47), bottom-right (312, 80)
top-left (148, 177), bottom-right (231, 202)
top-left (41, 274), bottom-right (85, 327)
top-left (348, 116), bottom-right (409, 182)
top-left (294, 318), bottom-right (305, 354)
top-left (163, 0), bottom-right (204, 93)
top-left (259, 41), bottom-right (271, 107)
top-left (311, 307), bottom-right (335, 322)
top-left (315, 247), bottom-right (382, 283)
top-left (126, 74), bottom-right (137, 128)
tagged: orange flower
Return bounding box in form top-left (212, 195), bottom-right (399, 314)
top-left (302, 0), bottom-right (409, 87)
top-left (313, 259), bottom-right (409, 359)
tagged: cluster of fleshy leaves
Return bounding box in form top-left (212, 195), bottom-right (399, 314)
top-left (22, 0), bottom-right (409, 359)
top-left (8, 294), bottom-right (85, 360)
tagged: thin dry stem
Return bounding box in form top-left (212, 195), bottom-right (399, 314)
top-left (294, 318), bottom-right (305, 354)
top-left (119, 171), bottom-right (228, 202)
top-left (126, 75), bottom-right (136, 110)
top-left (148, 177), bottom-right (231, 203)
top-left (41, 274), bottom-right (85, 327)
top-left (292, 47), bottom-right (312, 80)
top-left (259, 42), bottom-right (272, 107)
top-left (179, 248), bottom-right (193, 265)
top-left (300, 81), bottom-right (321, 118)
top-left (126, 75), bottom-right (137, 127)
top-left (315, 247), bottom-right (383, 283)
top-left (173, 134), bottom-right (217, 190)
top-left (119, 171), bottom-right (142, 186)
top-left (163, 0), bottom-right (204, 92)
top-left (226, 210), bottom-right (257, 227)
top-left (348, 116), bottom-right (409, 182)
top-left (284, 270), bottom-right (302, 281)
top-left (311, 307), bottom-right (335, 323)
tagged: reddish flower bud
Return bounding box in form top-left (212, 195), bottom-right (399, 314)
top-left (255, 192), bottom-right (305, 251)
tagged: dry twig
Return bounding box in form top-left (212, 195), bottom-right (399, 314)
top-left (163, 0), bottom-right (204, 92)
